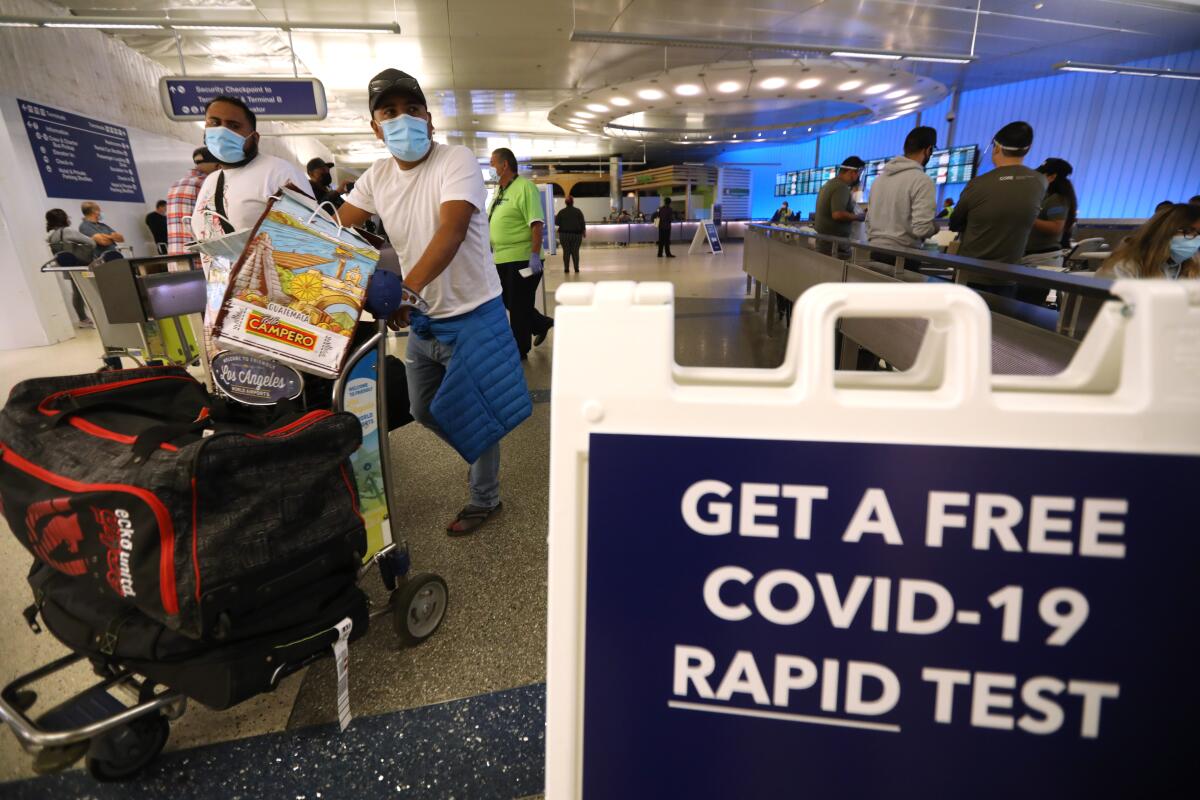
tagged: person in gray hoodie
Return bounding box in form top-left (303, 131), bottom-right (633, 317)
top-left (867, 126), bottom-right (938, 264)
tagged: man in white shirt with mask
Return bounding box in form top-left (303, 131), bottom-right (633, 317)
top-left (190, 95), bottom-right (310, 240)
top-left (335, 68), bottom-right (528, 537)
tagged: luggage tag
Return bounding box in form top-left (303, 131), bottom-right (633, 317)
top-left (333, 617), bottom-right (353, 731)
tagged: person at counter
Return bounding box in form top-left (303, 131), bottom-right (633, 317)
top-left (866, 126), bottom-right (938, 263)
top-left (814, 156), bottom-right (865, 255)
top-left (1098, 203), bottom-right (1200, 280)
top-left (1018, 157), bottom-right (1078, 304)
top-left (937, 198), bottom-right (955, 218)
top-left (555, 196), bottom-right (586, 274)
top-left (191, 95), bottom-right (311, 240)
top-left (771, 201), bottom-right (791, 223)
top-left (652, 198), bottom-right (676, 257)
top-left (948, 121), bottom-right (1045, 296)
top-left (488, 146), bottom-right (553, 357)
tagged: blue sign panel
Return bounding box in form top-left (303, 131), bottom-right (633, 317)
top-left (19, 99), bottom-right (143, 204)
top-left (702, 221), bottom-right (722, 253)
top-left (583, 433), bottom-right (1196, 799)
top-left (160, 77), bottom-right (326, 121)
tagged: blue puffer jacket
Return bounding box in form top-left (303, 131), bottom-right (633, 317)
top-left (410, 296), bottom-right (532, 463)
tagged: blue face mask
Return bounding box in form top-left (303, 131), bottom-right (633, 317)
top-left (1168, 235), bottom-right (1200, 267)
top-left (204, 126), bottom-right (248, 165)
top-left (380, 114), bottom-right (432, 162)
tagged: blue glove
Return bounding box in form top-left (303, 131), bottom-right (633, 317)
top-left (529, 252), bottom-right (543, 275)
top-left (365, 269), bottom-right (429, 317)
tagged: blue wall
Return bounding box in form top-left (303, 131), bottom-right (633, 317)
top-left (715, 48), bottom-right (1200, 220)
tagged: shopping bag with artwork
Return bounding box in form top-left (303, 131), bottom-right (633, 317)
top-left (212, 188), bottom-right (380, 378)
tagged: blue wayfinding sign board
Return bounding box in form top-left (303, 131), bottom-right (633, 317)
top-left (582, 433), bottom-right (1196, 799)
top-left (19, 99), bottom-right (144, 204)
top-left (703, 221), bottom-right (722, 253)
top-left (159, 77), bottom-right (327, 121)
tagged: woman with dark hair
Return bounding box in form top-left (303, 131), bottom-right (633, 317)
top-left (1017, 158), bottom-right (1078, 304)
top-left (1098, 203), bottom-right (1200, 280)
top-left (45, 208), bottom-right (96, 325)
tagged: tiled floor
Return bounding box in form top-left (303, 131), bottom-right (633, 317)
top-left (0, 242), bottom-right (774, 795)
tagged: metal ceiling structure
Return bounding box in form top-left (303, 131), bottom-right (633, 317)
top-left (16, 0), bottom-right (1200, 165)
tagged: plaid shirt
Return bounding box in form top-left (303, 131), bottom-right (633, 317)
top-left (166, 168), bottom-right (207, 255)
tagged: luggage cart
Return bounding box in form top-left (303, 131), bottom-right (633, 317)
top-left (41, 254), bottom-right (200, 370)
top-left (0, 266), bottom-right (447, 781)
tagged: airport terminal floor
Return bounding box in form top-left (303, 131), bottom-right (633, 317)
top-left (0, 243), bottom-right (783, 797)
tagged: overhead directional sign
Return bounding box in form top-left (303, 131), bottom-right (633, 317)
top-left (19, 98), bottom-right (144, 204)
top-left (159, 77), bottom-right (327, 121)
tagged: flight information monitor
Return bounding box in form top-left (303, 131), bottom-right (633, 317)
top-left (925, 144), bottom-right (978, 186)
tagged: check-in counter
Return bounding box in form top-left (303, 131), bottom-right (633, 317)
top-left (582, 220), bottom-right (753, 246)
top-left (743, 223), bottom-right (1115, 376)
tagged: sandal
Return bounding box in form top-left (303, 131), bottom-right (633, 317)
top-left (446, 502), bottom-right (503, 536)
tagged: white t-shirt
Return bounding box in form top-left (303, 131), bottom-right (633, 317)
top-left (191, 153), bottom-right (310, 240)
top-left (345, 143), bottom-right (501, 318)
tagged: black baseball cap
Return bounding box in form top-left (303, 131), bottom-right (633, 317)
top-left (368, 68), bottom-right (427, 111)
top-left (841, 156), bottom-right (866, 170)
top-left (192, 147), bottom-right (217, 165)
top-left (306, 157), bottom-right (335, 172)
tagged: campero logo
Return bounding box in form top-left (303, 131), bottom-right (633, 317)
top-left (246, 312), bottom-right (318, 351)
top-left (93, 506), bottom-right (137, 598)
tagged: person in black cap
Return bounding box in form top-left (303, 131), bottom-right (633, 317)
top-left (949, 121), bottom-right (1046, 296)
top-left (814, 156), bottom-right (866, 255)
top-left (334, 68), bottom-right (526, 537)
top-left (306, 157), bottom-right (350, 209)
top-left (165, 146), bottom-right (219, 254)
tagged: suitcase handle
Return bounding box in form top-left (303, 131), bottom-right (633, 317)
top-left (130, 420), bottom-right (213, 463)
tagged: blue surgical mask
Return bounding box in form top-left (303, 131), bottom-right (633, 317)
top-left (205, 126), bottom-right (247, 165)
top-left (380, 114), bottom-right (432, 162)
top-left (487, 167), bottom-right (499, 182)
top-left (1168, 235), bottom-right (1200, 267)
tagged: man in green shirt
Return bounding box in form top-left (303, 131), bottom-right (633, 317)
top-left (488, 147), bottom-right (552, 358)
top-left (814, 156), bottom-right (865, 255)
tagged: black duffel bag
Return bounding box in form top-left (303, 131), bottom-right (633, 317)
top-left (0, 366), bottom-right (369, 641)
top-left (28, 559), bottom-right (369, 710)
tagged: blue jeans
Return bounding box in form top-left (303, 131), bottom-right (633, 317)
top-left (405, 333), bottom-right (501, 508)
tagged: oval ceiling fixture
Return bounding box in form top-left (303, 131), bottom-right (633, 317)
top-left (547, 58), bottom-right (948, 143)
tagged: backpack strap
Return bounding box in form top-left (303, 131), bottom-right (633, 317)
top-left (213, 172), bottom-right (235, 235)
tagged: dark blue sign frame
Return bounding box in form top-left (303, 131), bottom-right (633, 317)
top-left (582, 432), bottom-right (1195, 799)
top-left (159, 77), bottom-right (327, 121)
top-left (19, 99), bottom-right (144, 204)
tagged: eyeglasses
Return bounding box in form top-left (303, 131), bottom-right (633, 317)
top-left (1178, 228), bottom-right (1199, 239)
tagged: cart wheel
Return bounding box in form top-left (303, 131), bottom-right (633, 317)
top-left (86, 713), bottom-right (169, 782)
top-left (392, 573), bottom-right (448, 646)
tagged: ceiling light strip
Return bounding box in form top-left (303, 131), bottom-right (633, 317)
top-left (570, 29), bottom-right (976, 63)
top-left (0, 15), bottom-right (400, 33)
top-left (1053, 61), bottom-right (1200, 80)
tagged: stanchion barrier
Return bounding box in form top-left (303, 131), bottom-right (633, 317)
top-left (546, 279), bottom-right (1200, 799)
